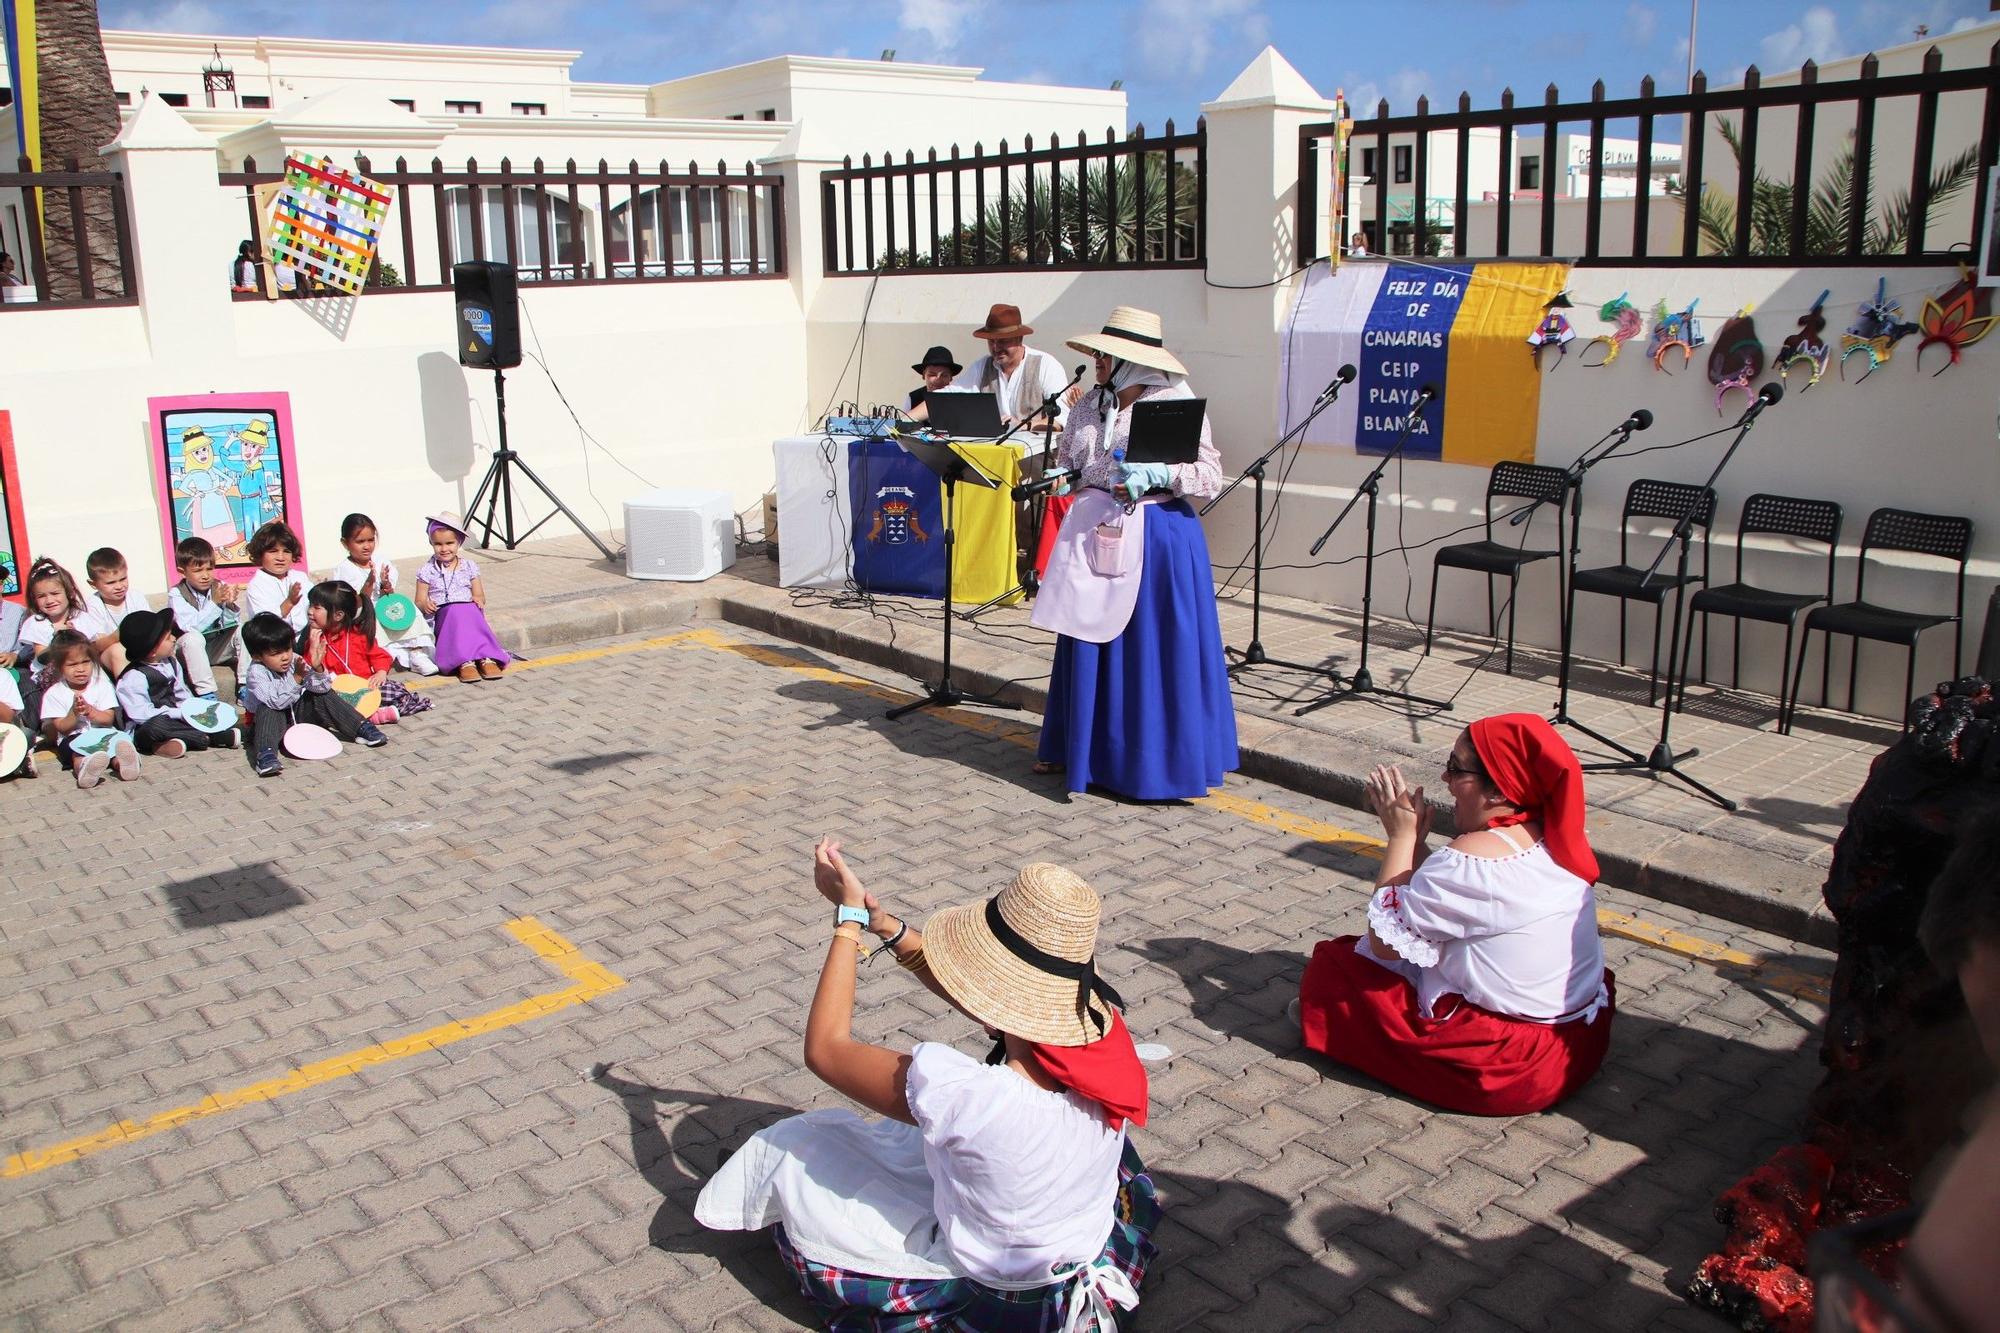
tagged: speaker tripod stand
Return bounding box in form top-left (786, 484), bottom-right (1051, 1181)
top-left (465, 365), bottom-right (616, 562)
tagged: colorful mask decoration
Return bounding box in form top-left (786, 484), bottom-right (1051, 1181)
top-left (1916, 266), bottom-right (1996, 376)
top-left (1839, 278), bottom-right (1918, 382)
top-left (1582, 292), bottom-right (1643, 368)
top-left (1528, 291), bottom-right (1575, 369)
top-left (1650, 298), bottom-right (1703, 373)
top-left (1775, 290), bottom-right (1831, 390)
top-left (1708, 306), bottom-right (1764, 415)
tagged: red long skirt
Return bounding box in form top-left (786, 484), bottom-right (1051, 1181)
top-left (1298, 936), bottom-right (1616, 1117)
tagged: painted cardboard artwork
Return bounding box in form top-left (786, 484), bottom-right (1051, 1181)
top-left (149, 393), bottom-right (303, 580)
top-left (0, 411), bottom-right (28, 603)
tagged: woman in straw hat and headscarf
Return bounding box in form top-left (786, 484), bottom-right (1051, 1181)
top-left (1296, 714), bottom-right (1616, 1116)
top-left (1028, 306), bottom-right (1237, 801)
top-left (697, 838), bottom-right (1161, 1330)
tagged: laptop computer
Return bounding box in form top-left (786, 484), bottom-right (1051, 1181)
top-left (1124, 398), bottom-right (1206, 465)
top-left (923, 391), bottom-right (1005, 440)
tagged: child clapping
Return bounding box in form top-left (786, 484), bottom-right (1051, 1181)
top-left (38, 629), bottom-right (139, 788)
top-left (239, 612), bottom-right (386, 778)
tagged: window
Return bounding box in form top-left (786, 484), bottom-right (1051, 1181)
top-left (241, 94), bottom-right (270, 109)
top-left (391, 98), bottom-right (415, 112)
top-left (759, 109), bottom-right (777, 121)
top-left (511, 102), bottom-right (546, 116)
top-left (1392, 145), bottom-right (1411, 184)
top-left (726, 113), bottom-right (745, 121)
top-left (446, 186), bottom-right (584, 274)
top-left (445, 100), bottom-right (482, 115)
top-left (1519, 155), bottom-right (1541, 191)
top-left (162, 93), bottom-right (189, 107)
top-left (114, 92), bottom-right (130, 105)
top-left (606, 184), bottom-right (775, 276)
top-left (1360, 146), bottom-right (1377, 179)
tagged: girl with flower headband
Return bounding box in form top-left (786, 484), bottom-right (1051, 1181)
top-left (698, 840), bottom-right (1161, 1330)
top-left (413, 512), bottom-right (509, 683)
top-left (1296, 713), bottom-right (1616, 1115)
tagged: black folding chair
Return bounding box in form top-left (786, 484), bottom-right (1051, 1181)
top-left (1422, 461), bottom-right (1570, 675)
top-left (1675, 493), bottom-right (1842, 734)
top-left (1790, 506), bottom-right (1973, 733)
top-left (1570, 479), bottom-right (1715, 706)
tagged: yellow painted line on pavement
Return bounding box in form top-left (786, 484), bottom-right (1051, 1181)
top-left (1, 917), bottom-right (622, 1179)
top-left (483, 624), bottom-right (1834, 1002)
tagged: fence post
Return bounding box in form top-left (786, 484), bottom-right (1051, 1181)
top-left (99, 93), bottom-right (239, 358)
top-left (1200, 47), bottom-right (1332, 286)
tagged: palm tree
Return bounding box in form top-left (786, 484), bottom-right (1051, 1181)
top-left (1691, 115), bottom-right (1982, 258)
top-left (883, 149), bottom-right (1199, 268)
top-left (29, 0), bottom-right (124, 300)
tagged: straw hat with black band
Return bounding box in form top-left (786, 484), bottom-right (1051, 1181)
top-left (1066, 306), bottom-right (1187, 377)
top-left (921, 862), bottom-right (1124, 1048)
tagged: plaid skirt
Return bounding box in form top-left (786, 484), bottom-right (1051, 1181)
top-left (770, 1140), bottom-right (1161, 1332)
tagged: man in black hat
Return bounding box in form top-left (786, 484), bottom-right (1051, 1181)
top-left (903, 345), bottom-right (962, 422)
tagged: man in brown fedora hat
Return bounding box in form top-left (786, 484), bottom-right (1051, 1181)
top-left (952, 303), bottom-right (1074, 434)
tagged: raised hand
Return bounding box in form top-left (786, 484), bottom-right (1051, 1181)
top-left (1365, 764), bottom-right (1431, 844)
top-left (279, 582), bottom-right (301, 615)
top-left (813, 836), bottom-right (867, 908)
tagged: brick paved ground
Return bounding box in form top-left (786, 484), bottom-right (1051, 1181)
top-left (0, 621), bottom-right (1831, 1331)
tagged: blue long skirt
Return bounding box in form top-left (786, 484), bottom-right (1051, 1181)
top-left (1037, 499), bottom-right (1238, 799)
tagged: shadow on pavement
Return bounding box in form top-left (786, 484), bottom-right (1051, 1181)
top-left (160, 861), bottom-right (310, 928)
top-left (590, 1071), bottom-right (816, 1324)
top-left (774, 677), bottom-right (1055, 797)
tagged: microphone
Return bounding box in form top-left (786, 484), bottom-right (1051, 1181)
top-left (1510, 406), bottom-right (1652, 526)
top-left (1624, 408), bottom-right (1654, 433)
top-left (1314, 363), bottom-right (1358, 406)
top-left (1739, 382), bottom-right (1783, 422)
top-left (1401, 383), bottom-right (1438, 428)
top-left (1012, 467), bottom-right (1073, 502)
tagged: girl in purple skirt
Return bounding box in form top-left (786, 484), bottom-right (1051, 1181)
top-left (414, 512), bottom-right (510, 683)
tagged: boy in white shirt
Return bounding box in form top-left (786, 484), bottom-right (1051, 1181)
top-left (166, 537), bottom-right (240, 699)
top-left (241, 521), bottom-right (310, 633)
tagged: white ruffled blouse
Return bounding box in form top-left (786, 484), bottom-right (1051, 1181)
top-left (1365, 837), bottom-right (1608, 1025)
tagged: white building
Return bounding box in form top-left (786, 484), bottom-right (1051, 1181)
top-left (1511, 132), bottom-right (1681, 200)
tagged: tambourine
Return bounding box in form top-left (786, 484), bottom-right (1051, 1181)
top-left (330, 674), bottom-right (382, 720)
top-left (177, 698), bottom-right (240, 734)
top-left (282, 723), bottom-right (340, 761)
top-left (374, 593), bottom-right (419, 636)
top-left (0, 727), bottom-right (26, 776)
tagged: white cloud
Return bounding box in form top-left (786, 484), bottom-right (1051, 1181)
top-left (1759, 6), bottom-right (1843, 70)
top-left (1627, 3), bottom-right (1658, 45)
top-left (1134, 0), bottom-right (1266, 85)
top-left (1948, 15), bottom-right (1981, 33)
top-left (898, 0), bottom-right (971, 55)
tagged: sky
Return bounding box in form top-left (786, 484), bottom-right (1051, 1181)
top-left (95, 0), bottom-right (1997, 134)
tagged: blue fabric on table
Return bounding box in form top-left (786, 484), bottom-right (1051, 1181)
top-left (849, 440), bottom-right (947, 599)
top-left (1037, 499), bottom-right (1238, 800)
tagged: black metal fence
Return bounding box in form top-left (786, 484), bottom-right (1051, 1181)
top-left (0, 157), bottom-right (137, 309)
top-left (1298, 43), bottom-right (2000, 267)
top-left (820, 120), bottom-right (1205, 274)
top-left (219, 155), bottom-right (786, 294)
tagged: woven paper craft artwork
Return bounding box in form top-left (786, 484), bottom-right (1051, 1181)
top-left (269, 155), bottom-right (394, 296)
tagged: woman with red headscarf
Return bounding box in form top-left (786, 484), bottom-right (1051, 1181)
top-left (1295, 714), bottom-right (1615, 1116)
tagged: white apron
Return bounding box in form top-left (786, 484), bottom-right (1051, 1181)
top-left (1030, 490), bottom-right (1166, 644)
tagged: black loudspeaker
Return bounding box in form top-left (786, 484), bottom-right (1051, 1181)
top-left (453, 260), bottom-right (521, 369)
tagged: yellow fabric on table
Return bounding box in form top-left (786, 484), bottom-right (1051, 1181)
top-left (947, 443), bottom-right (1024, 606)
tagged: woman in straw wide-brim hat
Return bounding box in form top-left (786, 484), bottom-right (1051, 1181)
top-left (697, 838), bottom-right (1162, 1330)
top-left (1026, 305), bottom-right (1238, 800)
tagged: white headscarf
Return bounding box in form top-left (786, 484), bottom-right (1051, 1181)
top-left (1093, 360), bottom-right (1177, 445)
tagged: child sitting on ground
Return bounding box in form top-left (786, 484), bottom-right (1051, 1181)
top-left (303, 581), bottom-right (433, 724)
top-left (19, 557), bottom-right (118, 675)
top-left (0, 651), bottom-right (35, 779)
top-left (329, 512), bottom-right (439, 676)
top-left (38, 629), bottom-right (140, 789)
top-left (240, 611), bottom-right (386, 778)
top-left (87, 544), bottom-right (219, 693)
top-left (114, 609), bottom-right (236, 758)
top-left (241, 522), bottom-right (311, 635)
top-left (167, 536), bottom-right (242, 700)
top-left (415, 512), bottom-right (509, 683)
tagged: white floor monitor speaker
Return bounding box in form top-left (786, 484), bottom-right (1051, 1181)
top-left (623, 487), bottom-right (737, 581)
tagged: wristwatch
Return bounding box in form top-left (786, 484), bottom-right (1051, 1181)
top-left (835, 905), bottom-right (870, 929)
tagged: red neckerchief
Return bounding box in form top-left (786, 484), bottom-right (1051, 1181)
top-left (1030, 1009), bottom-right (1149, 1129)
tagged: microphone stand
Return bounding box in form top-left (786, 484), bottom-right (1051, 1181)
top-left (959, 368), bottom-right (1087, 621)
top-left (1579, 402), bottom-right (1774, 812)
top-left (1201, 372), bottom-right (1352, 678)
top-left (1295, 393), bottom-right (1451, 716)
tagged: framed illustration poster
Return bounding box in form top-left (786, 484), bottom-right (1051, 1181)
top-left (147, 393), bottom-right (303, 582)
top-left (0, 411), bottom-right (28, 603)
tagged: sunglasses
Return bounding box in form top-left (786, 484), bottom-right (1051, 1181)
top-left (1443, 756), bottom-right (1486, 780)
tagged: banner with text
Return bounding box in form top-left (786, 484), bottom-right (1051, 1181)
top-left (1280, 260), bottom-right (1568, 467)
